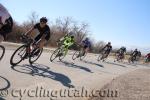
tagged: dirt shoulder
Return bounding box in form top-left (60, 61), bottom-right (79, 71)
top-left (89, 68), bottom-right (150, 100)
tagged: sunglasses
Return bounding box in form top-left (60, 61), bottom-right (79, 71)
top-left (40, 21), bottom-right (46, 24)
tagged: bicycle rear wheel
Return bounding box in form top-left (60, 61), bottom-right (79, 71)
top-left (10, 45), bottom-right (27, 66)
top-left (29, 48), bottom-right (43, 64)
top-left (0, 45), bottom-right (5, 60)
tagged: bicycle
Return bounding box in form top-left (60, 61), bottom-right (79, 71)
top-left (128, 54), bottom-right (136, 63)
top-left (114, 52), bottom-right (124, 62)
top-left (10, 35), bottom-right (43, 66)
top-left (50, 42), bottom-right (66, 62)
top-left (144, 56), bottom-right (150, 63)
top-left (72, 45), bottom-right (87, 61)
top-left (0, 45), bottom-right (5, 61)
top-left (97, 50), bottom-right (109, 62)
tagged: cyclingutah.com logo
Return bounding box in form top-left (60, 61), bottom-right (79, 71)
top-left (0, 86), bottom-right (119, 100)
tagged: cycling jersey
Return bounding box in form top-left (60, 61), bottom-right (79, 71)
top-left (82, 40), bottom-right (91, 48)
top-left (103, 44), bottom-right (112, 52)
top-left (58, 35), bottom-right (75, 56)
top-left (63, 36), bottom-right (75, 47)
top-left (34, 23), bottom-right (50, 41)
top-left (118, 47), bottom-right (126, 54)
top-left (146, 53), bottom-right (150, 58)
top-left (132, 50), bottom-right (139, 56)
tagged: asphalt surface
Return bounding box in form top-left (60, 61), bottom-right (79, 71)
top-left (0, 43), bottom-right (149, 100)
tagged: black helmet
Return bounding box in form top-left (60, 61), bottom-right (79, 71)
top-left (40, 17), bottom-right (48, 23)
top-left (85, 37), bottom-right (89, 41)
top-left (108, 42), bottom-right (111, 44)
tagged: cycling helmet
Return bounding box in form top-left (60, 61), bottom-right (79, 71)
top-left (123, 47), bottom-right (126, 51)
top-left (68, 31), bottom-right (74, 36)
top-left (85, 37), bottom-right (89, 41)
top-left (121, 46), bottom-right (125, 49)
top-left (40, 17), bottom-right (48, 23)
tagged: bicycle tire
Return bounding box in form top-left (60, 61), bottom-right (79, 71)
top-left (10, 45), bottom-right (27, 66)
top-left (50, 48), bottom-right (60, 62)
top-left (0, 45), bottom-right (5, 60)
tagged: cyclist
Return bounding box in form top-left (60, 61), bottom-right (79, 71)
top-left (137, 50), bottom-right (141, 61)
top-left (130, 49), bottom-right (139, 61)
top-left (145, 53), bottom-right (150, 62)
top-left (80, 37), bottom-right (91, 56)
top-left (98, 42), bottom-right (112, 61)
top-left (57, 31), bottom-right (75, 56)
top-left (116, 46), bottom-right (126, 59)
top-left (24, 17), bottom-right (51, 56)
top-left (0, 3), bottom-right (13, 42)
top-left (101, 42), bottom-right (112, 55)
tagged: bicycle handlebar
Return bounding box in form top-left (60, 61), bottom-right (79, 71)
top-left (21, 35), bottom-right (33, 45)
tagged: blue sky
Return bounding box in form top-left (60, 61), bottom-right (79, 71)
top-left (1, 0), bottom-right (150, 52)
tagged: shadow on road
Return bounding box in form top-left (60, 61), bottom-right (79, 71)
top-left (0, 97), bottom-right (5, 100)
top-left (83, 60), bottom-right (104, 68)
top-left (0, 76), bottom-right (11, 91)
top-left (60, 61), bottom-right (93, 73)
top-left (123, 62), bottom-right (137, 67)
top-left (105, 61), bottom-right (126, 67)
top-left (11, 64), bottom-right (74, 88)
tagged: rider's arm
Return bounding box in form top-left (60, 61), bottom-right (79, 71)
top-left (42, 26), bottom-right (51, 39)
top-left (25, 23), bottom-right (40, 36)
top-left (102, 46), bottom-right (105, 51)
top-left (110, 46), bottom-right (112, 51)
top-left (59, 37), bottom-right (65, 42)
top-left (25, 27), bottom-right (34, 36)
top-left (59, 35), bottom-right (68, 42)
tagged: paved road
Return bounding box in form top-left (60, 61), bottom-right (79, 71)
top-left (0, 44), bottom-right (149, 100)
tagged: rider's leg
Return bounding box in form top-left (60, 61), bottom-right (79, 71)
top-left (81, 45), bottom-right (87, 56)
top-left (64, 45), bottom-right (69, 56)
top-left (33, 34), bottom-right (42, 48)
top-left (0, 34), bottom-right (4, 43)
top-left (39, 39), bottom-right (47, 49)
top-left (81, 47), bottom-right (85, 56)
top-left (0, 29), bottom-right (5, 43)
top-left (33, 39), bottom-right (47, 55)
top-left (105, 51), bottom-right (110, 59)
top-left (83, 48), bottom-right (88, 56)
top-left (83, 46), bottom-right (87, 56)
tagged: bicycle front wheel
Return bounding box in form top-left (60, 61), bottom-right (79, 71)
top-left (0, 45), bottom-right (5, 61)
top-left (72, 51), bottom-right (80, 60)
top-left (80, 51), bottom-right (87, 61)
top-left (50, 48), bottom-right (60, 62)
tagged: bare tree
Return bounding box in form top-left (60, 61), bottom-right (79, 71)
top-left (22, 12), bottom-right (39, 38)
top-left (92, 41), bottom-right (106, 53)
top-left (6, 21), bottom-right (24, 42)
top-left (73, 22), bottom-right (89, 43)
top-left (55, 17), bottom-right (73, 35)
top-left (28, 11), bottom-right (39, 25)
